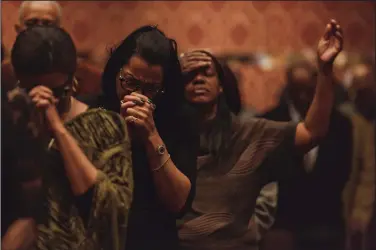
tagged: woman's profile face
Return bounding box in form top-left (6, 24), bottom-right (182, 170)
top-left (116, 55), bottom-right (163, 101)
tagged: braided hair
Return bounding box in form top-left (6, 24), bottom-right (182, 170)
top-left (188, 50), bottom-right (241, 155)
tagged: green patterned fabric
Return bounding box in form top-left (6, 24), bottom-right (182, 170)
top-left (36, 108), bottom-right (133, 250)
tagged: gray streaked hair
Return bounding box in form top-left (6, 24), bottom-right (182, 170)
top-left (18, 1), bottom-right (63, 24)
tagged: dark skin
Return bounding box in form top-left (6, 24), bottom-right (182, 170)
top-left (117, 55), bottom-right (191, 212)
top-left (117, 55), bottom-right (163, 141)
top-left (181, 52), bottom-right (221, 122)
top-left (177, 20), bottom-right (344, 249)
top-left (180, 19), bottom-right (344, 153)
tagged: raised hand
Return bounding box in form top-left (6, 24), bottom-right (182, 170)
top-left (317, 19), bottom-right (343, 70)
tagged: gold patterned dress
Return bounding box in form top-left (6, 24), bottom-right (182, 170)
top-left (36, 108), bottom-right (133, 250)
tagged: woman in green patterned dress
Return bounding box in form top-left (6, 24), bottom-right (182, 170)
top-left (11, 26), bottom-right (133, 249)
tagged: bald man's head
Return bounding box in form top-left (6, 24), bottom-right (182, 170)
top-left (15, 1), bottom-right (62, 33)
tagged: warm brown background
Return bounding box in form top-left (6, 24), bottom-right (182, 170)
top-left (2, 1), bottom-right (375, 111)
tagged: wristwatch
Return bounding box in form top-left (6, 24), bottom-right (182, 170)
top-left (156, 144), bottom-right (166, 155)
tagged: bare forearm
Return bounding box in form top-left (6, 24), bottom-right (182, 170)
top-left (2, 218), bottom-right (37, 250)
top-left (145, 133), bottom-right (191, 212)
top-left (298, 70), bottom-right (335, 148)
top-left (53, 126), bottom-right (98, 196)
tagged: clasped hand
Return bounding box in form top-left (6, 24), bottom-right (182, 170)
top-left (120, 92), bottom-right (157, 140)
top-left (28, 85), bottom-right (63, 132)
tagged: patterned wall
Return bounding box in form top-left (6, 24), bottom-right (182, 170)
top-left (2, 1), bottom-right (375, 111)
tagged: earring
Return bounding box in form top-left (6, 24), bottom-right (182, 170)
top-left (72, 77), bottom-right (79, 95)
top-left (61, 86), bottom-right (72, 98)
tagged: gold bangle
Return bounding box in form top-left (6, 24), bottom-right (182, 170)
top-left (152, 154), bottom-right (171, 172)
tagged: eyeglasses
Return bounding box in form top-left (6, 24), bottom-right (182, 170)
top-left (119, 68), bottom-right (163, 98)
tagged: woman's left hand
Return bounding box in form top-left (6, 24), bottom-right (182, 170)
top-left (121, 92), bottom-right (157, 140)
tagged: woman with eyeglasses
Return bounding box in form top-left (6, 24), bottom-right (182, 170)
top-left (98, 26), bottom-right (198, 250)
top-left (11, 25), bottom-right (133, 250)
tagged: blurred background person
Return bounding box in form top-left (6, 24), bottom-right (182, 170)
top-left (341, 59), bottom-right (375, 250)
top-left (14, 0), bottom-right (62, 32)
top-left (260, 56), bottom-right (353, 250)
top-left (2, 1), bottom-right (63, 94)
top-left (74, 46), bottom-right (108, 96)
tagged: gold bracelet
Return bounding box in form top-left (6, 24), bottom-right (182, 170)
top-left (152, 154), bottom-right (171, 172)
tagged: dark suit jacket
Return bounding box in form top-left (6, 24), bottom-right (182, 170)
top-left (260, 98), bottom-right (353, 230)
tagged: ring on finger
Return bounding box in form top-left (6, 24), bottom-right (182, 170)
top-left (133, 100), bottom-right (144, 106)
top-left (146, 99), bottom-right (156, 110)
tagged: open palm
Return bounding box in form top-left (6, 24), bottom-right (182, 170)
top-left (317, 19), bottom-right (343, 66)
